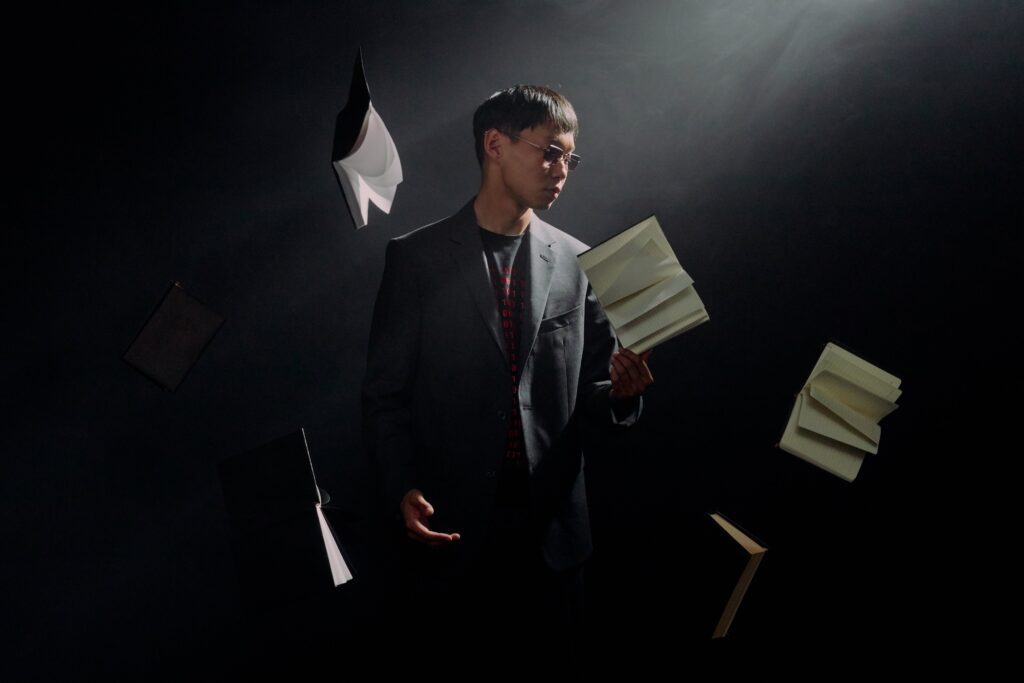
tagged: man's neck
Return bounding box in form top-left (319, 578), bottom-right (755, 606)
top-left (473, 189), bottom-right (531, 236)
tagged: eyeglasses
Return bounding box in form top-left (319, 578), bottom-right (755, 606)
top-left (511, 135), bottom-right (581, 171)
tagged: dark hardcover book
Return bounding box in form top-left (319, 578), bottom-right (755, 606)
top-left (122, 281), bottom-right (224, 391)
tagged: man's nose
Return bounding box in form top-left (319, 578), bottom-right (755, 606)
top-left (550, 157), bottom-right (569, 179)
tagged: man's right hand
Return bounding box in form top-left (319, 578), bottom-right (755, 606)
top-left (401, 489), bottom-right (461, 546)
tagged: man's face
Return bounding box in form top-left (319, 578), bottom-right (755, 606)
top-left (499, 123), bottom-right (575, 211)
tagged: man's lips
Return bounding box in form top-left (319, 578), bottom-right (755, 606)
top-left (547, 187), bottom-right (561, 196)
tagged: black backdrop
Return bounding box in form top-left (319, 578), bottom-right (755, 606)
top-left (9, 0), bottom-right (1021, 676)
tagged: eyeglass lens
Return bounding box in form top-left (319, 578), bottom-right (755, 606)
top-left (543, 146), bottom-right (580, 170)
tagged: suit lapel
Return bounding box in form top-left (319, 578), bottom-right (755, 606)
top-left (521, 216), bottom-right (556, 366)
top-left (449, 200), bottom-right (558, 368)
top-left (450, 201), bottom-right (508, 365)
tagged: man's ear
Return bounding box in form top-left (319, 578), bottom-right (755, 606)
top-left (482, 128), bottom-right (505, 164)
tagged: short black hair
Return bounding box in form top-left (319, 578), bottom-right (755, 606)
top-left (472, 85), bottom-right (579, 166)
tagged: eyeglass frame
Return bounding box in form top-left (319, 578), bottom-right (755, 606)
top-left (509, 134), bottom-right (581, 171)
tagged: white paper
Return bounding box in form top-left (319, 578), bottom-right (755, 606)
top-left (798, 386), bottom-right (880, 453)
top-left (316, 503), bottom-right (354, 587)
top-left (779, 393), bottom-right (866, 482)
top-left (332, 103), bottom-right (403, 228)
top-left (578, 215), bottom-right (708, 352)
top-left (605, 269), bottom-right (695, 329)
top-left (616, 286), bottom-right (707, 350)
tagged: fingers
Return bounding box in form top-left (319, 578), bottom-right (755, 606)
top-left (403, 493), bottom-right (461, 545)
top-left (409, 534), bottom-right (461, 547)
top-left (411, 516), bottom-right (460, 542)
top-left (609, 347), bottom-right (654, 398)
top-left (407, 521), bottom-right (461, 545)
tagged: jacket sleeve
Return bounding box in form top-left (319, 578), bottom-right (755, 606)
top-left (362, 238), bottom-right (421, 521)
top-left (578, 281), bottom-right (643, 427)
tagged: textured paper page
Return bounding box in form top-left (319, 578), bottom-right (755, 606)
top-left (606, 269), bottom-right (695, 328)
top-left (821, 342), bottom-right (901, 387)
top-left (780, 393), bottom-right (865, 482)
top-left (600, 236), bottom-right (679, 305)
top-left (583, 225), bottom-right (654, 301)
top-left (578, 216), bottom-right (654, 272)
top-left (316, 503), bottom-right (354, 587)
top-left (809, 345), bottom-right (902, 403)
top-left (335, 104), bottom-right (403, 226)
top-left (616, 286), bottom-right (707, 349)
top-left (798, 386), bottom-right (880, 453)
top-left (627, 309), bottom-right (708, 353)
top-left (811, 367), bottom-right (900, 420)
top-left (818, 357), bottom-right (902, 405)
top-left (579, 215), bottom-right (708, 351)
top-left (807, 382), bottom-right (882, 445)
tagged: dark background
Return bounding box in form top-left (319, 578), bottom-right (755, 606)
top-left (8, 0), bottom-right (1020, 676)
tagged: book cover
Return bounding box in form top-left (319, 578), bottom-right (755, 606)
top-left (122, 281), bottom-right (224, 391)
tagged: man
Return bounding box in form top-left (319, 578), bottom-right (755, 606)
top-left (362, 85), bottom-right (653, 658)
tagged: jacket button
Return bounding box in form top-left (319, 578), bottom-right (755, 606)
top-left (497, 410), bottom-right (506, 420)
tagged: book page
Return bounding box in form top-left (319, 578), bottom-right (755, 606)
top-left (821, 342), bottom-right (901, 386)
top-left (582, 225), bottom-right (655, 301)
top-left (798, 386), bottom-right (880, 453)
top-left (626, 309), bottom-right (709, 353)
top-left (336, 104), bottom-right (403, 225)
top-left (616, 287), bottom-right (707, 349)
top-left (599, 236), bottom-right (680, 305)
top-left (605, 269), bottom-right (694, 328)
top-left (810, 368), bottom-right (900, 421)
top-left (808, 344), bottom-right (902, 402)
top-left (316, 503), bottom-right (354, 587)
top-left (580, 215), bottom-right (708, 351)
top-left (779, 393), bottom-right (866, 482)
top-left (816, 357), bottom-right (902, 405)
top-left (577, 216), bottom-right (655, 272)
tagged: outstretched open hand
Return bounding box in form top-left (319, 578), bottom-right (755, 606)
top-left (401, 489), bottom-right (461, 546)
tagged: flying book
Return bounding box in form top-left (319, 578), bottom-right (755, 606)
top-left (218, 429), bottom-right (353, 603)
top-left (577, 215), bottom-right (708, 353)
top-left (779, 342), bottom-right (902, 481)
top-left (682, 512), bottom-right (767, 639)
top-left (122, 281), bottom-right (224, 391)
top-left (331, 49), bottom-right (403, 229)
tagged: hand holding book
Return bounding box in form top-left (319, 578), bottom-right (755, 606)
top-left (609, 347), bottom-right (653, 399)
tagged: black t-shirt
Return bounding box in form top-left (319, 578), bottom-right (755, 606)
top-left (478, 227), bottom-right (530, 513)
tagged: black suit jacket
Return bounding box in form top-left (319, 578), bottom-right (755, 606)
top-left (362, 199), bottom-right (641, 573)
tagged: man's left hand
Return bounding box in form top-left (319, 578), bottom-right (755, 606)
top-left (609, 348), bottom-right (653, 399)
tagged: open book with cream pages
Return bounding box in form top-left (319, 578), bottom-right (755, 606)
top-left (779, 342), bottom-right (902, 481)
top-left (577, 215), bottom-right (708, 353)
